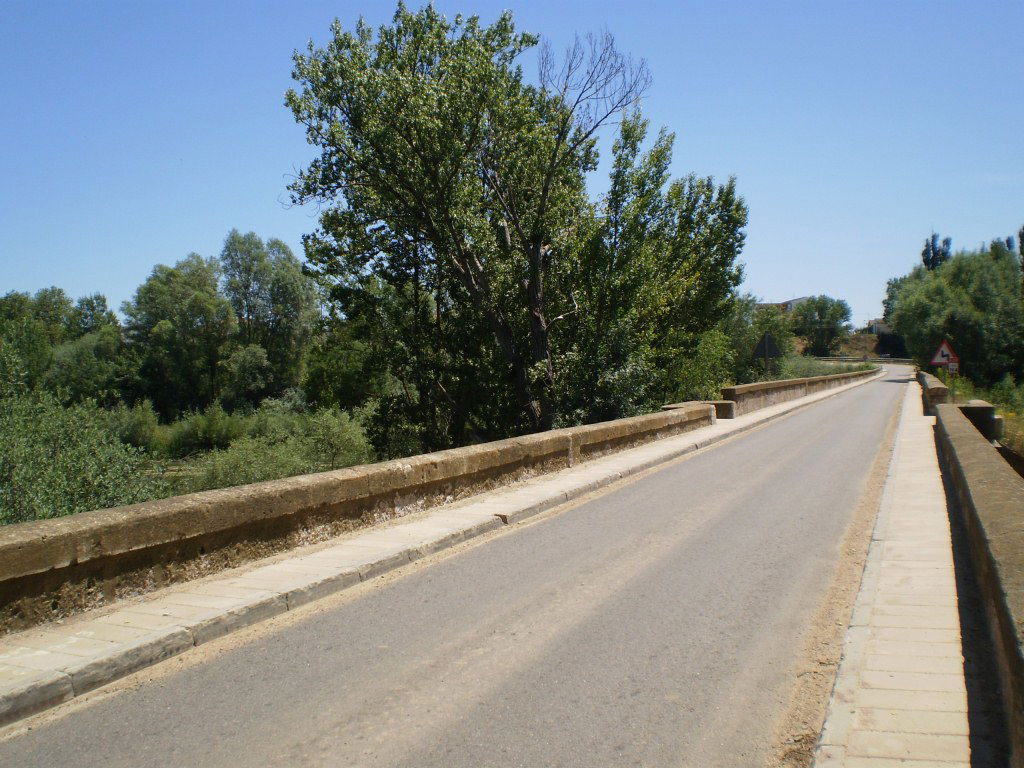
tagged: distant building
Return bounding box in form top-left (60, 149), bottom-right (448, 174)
top-left (755, 296), bottom-right (812, 313)
top-left (868, 318), bottom-right (892, 335)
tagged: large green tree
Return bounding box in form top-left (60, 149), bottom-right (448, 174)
top-left (791, 295), bottom-right (852, 356)
top-left (220, 230), bottom-right (319, 393)
top-left (553, 112), bottom-right (746, 423)
top-left (287, 4), bottom-right (745, 447)
top-left (287, 5), bottom-right (650, 433)
top-left (123, 254), bottom-right (236, 418)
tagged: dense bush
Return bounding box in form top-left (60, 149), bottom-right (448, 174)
top-left (0, 393), bottom-right (163, 525)
top-left (173, 407), bottom-right (372, 494)
top-left (890, 240), bottom-right (1024, 386)
top-left (156, 403), bottom-right (250, 458)
top-left (670, 329), bottom-right (735, 401)
top-left (104, 400), bottom-right (160, 449)
top-left (777, 357), bottom-right (872, 379)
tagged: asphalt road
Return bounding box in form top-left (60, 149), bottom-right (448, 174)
top-left (0, 368), bottom-right (909, 768)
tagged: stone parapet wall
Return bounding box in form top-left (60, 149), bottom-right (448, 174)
top-left (918, 371), bottom-right (949, 411)
top-left (935, 403), bottom-right (1024, 766)
top-left (0, 403), bottom-right (714, 633)
top-left (720, 368), bottom-right (877, 416)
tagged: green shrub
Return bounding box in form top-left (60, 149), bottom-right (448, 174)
top-left (0, 393), bottom-right (163, 524)
top-left (247, 396), bottom-right (306, 444)
top-left (160, 403), bottom-right (249, 458)
top-left (105, 400), bottom-right (160, 450)
top-left (670, 329), bottom-right (735, 401)
top-left (989, 374), bottom-right (1023, 412)
top-left (171, 406), bottom-right (373, 494)
top-left (174, 436), bottom-right (314, 493)
top-left (304, 408), bottom-right (374, 468)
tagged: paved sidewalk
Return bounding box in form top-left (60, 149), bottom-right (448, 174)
top-left (815, 379), bottom-right (995, 766)
top-left (0, 370), bottom-right (884, 727)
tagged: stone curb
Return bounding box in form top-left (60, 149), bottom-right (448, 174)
top-left (814, 374), bottom-right (910, 763)
top-left (0, 367), bottom-right (888, 728)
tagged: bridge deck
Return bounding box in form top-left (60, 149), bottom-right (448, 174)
top-left (0, 366), bottom-right (1006, 766)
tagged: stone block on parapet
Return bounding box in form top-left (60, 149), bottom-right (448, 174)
top-left (958, 399), bottom-right (1003, 442)
top-left (662, 400), bottom-right (733, 419)
top-left (917, 371), bottom-right (948, 411)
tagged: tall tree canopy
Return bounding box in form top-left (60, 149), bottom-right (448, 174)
top-left (791, 295), bottom-right (852, 356)
top-left (287, 4), bottom-right (746, 446)
top-left (122, 254), bottom-right (236, 418)
top-left (220, 230), bottom-right (319, 395)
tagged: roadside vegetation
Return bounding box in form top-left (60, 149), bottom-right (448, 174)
top-left (885, 227), bottom-right (1024, 459)
top-left (0, 3), bottom-right (864, 525)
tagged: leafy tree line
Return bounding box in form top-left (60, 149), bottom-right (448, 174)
top-left (885, 227), bottom-right (1024, 387)
top-left (1, 230), bottom-right (317, 418)
top-left (0, 231), bottom-right (374, 524)
top-left (2, 4), bottom-right (850, 524)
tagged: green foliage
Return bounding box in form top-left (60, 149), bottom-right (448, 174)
top-left (174, 437), bottom-right (315, 493)
top-left (45, 325), bottom-right (138, 406)
top-left (890, 240), bottom-right (1024, 386)
top-left (219, 230), bottom-right (319, 393)
top-left (0, 392), bottom-right (161, 525)
top-left (554, 113), bottom-right (746, 424)
top-left (791, 295), bottom-right (852, 356)
top-left (921, 232), bottom-right (952, 271)
top-left (104, 401), bottom-right (160, 450)
top-left (158, 403), bottom-right (250, 458)
top-left (303, 408), bottom-right (373, 469)
top-left (0, 340), bottom-right (29, 399)
top-left (219, 343), bottom-right (274, 410)
top-left (0, 292), bottom-right (60, 388)
top-left (123, 254), bottom-right (236, 419)
top-left (669, 329), bottom-right (735, 401)
top-left (717, 296), bottom-right (795, 383)
top-left (172, 406), bottom-right (373, 494)
top-left (303, 322), bottom-right (380, 410)
top-left (289, 7), bottom-right (745, 444)
top-left (70, 294), bottom-right (118, 336)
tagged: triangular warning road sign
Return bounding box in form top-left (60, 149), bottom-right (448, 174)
top-left (930, 339), bottom-right (959, 366)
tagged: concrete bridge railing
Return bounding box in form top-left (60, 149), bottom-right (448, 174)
top-left (934, 400), bottom-right (1024, 767)
top-left (720, 368), bottom-right (877, 416)
top-left (0, 365), bottom-right (882, 636)
top-left (921, 369), bottom-right (1024, 765)
top-left (0, 403), bottom-right (716, 634)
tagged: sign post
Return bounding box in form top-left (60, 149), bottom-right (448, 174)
top-left (930, 339), bottom-right (961, 400)
top-left (754, 332), bottom-right (782, 375)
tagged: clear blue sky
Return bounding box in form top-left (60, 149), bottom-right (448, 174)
top-left (2, 1), bottom-right (1022, 326)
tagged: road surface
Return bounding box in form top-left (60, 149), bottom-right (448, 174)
top-left (0, 368), bottom-right (910, 768)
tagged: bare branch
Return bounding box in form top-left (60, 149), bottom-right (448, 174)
top-left (539, 29), bottom-right (651, 147)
